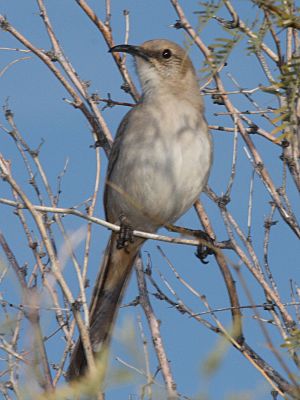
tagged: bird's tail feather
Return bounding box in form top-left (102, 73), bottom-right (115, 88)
top-left (67, 233), bottom-right (143, 380)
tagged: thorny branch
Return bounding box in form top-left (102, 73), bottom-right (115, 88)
top-left (0, 1), bottom-right (299, 399)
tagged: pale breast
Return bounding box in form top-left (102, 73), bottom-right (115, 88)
top-left (105, 99), bottom-right (212, 231)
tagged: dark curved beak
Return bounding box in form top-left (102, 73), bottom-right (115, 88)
top-left (109, 44), bottom-right (149, 61)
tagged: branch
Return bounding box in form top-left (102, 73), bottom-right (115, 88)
top-left (0, 15), bottom-right (112, 155)
top-left (0, 155), bottom-right (96, 376)
top-left (0, 197), bottom-right (230, 250)
top-left (135, 256), bottom-right (178, 400)
top-left (170, 0), bottom-right (300, 239)
top-left (74, 0), bottom-right (140, 101)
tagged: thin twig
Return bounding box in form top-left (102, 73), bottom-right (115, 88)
top-left (0, 197), bottom-right (230, 249)
top-left (135, 256), bottom-right (178, 400)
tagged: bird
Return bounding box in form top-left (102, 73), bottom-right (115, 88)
top-left (67, 39), bottom-right (213, 380)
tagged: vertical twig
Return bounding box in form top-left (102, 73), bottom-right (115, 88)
top-left (135, 257), bottom-right (178, 400)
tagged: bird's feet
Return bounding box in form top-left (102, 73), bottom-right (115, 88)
top-left (166, 224), bottom-right (215, 264)
top-left (116, 214), bottom-right (134, 251)
top-left (195, 230), bottom-right (216, 264)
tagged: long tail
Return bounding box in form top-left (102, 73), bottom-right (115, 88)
top-left (67, 233), bottom-right (144, 380)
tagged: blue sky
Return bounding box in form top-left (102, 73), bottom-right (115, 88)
top-left (0, 1), bottom-right (299, 399)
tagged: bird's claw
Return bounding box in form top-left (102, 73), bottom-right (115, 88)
top-left (116, 214), bottom-right (134, 251)
top-left (195, 231), bottom-right (215, 264)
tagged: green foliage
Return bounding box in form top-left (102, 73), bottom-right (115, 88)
top-left (253, 0), bottom-right (300, 29)
top-left (247, 17), bottom-right (270, 56)
top-left (268, 55), bottom-right (300, 140)
top-left (192, 1), bottom-right (244, 82)
top-left (281, 329), bottom-right (300, 350)
top-left (200, 28), bottom-right (243, 81)
top-left (280, 55), bottom-right (300, 98)
top-left (202, 335), bottom-right (230, 376)
top-left (246, 0), bottom-right (300, 141)
top-left (196, 1), bottom-right (223, 30)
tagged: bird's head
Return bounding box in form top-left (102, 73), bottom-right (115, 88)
top-left (110, 39), bottom-right (199, 98)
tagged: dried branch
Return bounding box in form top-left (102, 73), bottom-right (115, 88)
top-left (170, 0), bottom-right (300, 239)
top-left (0, 14), bottom-right (112, 155)
top-left (0, 197), bottom-right (230, 250)
top-left (135, 256), bottom-right (178, 400)
top-left (0, 155), bottom-right (96, 376)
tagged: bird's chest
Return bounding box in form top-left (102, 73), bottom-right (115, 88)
top-left (136, 106), bottom-right (209, 186)
top-left (125, 113), bottom-right (209, 218)
top-left (106, 101), bottom-right (211, 230)
top-left (142, 120), bottom-right (202, 185)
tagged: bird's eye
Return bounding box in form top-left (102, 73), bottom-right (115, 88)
top-left (162, 49), bottom-right (172, 59)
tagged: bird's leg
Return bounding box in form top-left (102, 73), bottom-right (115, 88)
top-left (194, 230), bottom-right (216, 264)
top-left (166, 224), bottom-right (215, 264)
top-left (116, 214), bottom-right (134, 251)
